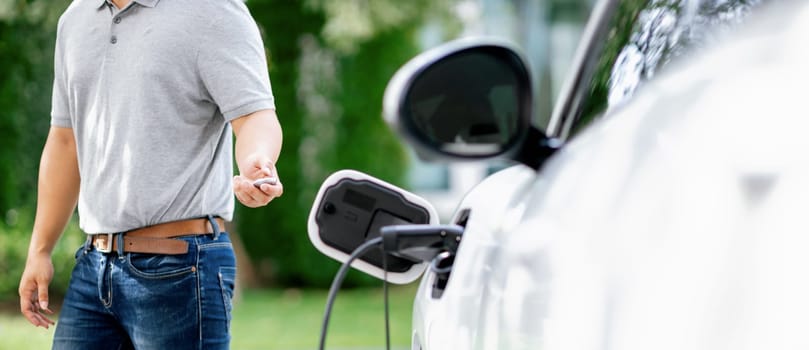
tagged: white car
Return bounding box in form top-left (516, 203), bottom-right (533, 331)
top-left (308, 0), bottom-right (808, 349)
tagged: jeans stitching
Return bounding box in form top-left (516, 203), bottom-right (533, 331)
top-left (100, 254), bottom-right (113, 308)
top-left (193, 235), bottom-right (203, 349)
top-left (218, 267), bottom-right (236, 332)
top-left (198, 242), bottom-right (233, 250)
top-left (124, 256), bottom-right (196, 280)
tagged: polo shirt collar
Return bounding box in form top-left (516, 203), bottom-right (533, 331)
top-left (96, 0), bottom-right (160, 10)
top-left (135, 0), bottom-right (160, 8)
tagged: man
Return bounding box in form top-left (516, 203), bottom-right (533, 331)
top-left (17, 0), bottom-right (283, 348)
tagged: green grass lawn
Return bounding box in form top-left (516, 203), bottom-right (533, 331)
top-left (0, 285), bottom-right (417, 349)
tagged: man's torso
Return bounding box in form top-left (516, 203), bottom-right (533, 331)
top-left (54, 0), bottom-right (274, 233)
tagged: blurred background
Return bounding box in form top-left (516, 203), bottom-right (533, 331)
top-left (0, 0), bottom-right (594, 348)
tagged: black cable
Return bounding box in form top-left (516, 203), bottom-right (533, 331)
top-left (319, 237), bottom-right (383, 350)
top-left (382, 247), bottom-right (391, 350)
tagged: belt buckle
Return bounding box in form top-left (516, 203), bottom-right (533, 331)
top-left (94, 233), bottom-right (115, 253)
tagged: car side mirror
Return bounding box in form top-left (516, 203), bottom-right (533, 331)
top-left (307, 170), bottom-right (439, 284)
top-left (383, 38), bottom-right (560, 169)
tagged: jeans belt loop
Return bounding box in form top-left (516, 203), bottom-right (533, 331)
top-left (116, 232), bottom-right (125, 256)
top-left (208, 215), bottom-right (221, 241)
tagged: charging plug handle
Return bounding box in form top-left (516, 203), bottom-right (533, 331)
top-left (380, 224), bottom-right (464, 262)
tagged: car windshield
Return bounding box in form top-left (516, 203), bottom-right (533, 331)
top-left (554, 0), bottom-right (764, 140)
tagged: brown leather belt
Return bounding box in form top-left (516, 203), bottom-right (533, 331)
top-left (90, 217), bottom-right (226, 255)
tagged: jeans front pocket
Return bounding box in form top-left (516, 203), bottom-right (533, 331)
top-left (126, 250), bottom-right (196, 279)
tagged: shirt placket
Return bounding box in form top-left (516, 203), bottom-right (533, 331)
top-left (108, 3), bottom-right (128, 48)
top-left (100, 2), bottom-right (134, 119)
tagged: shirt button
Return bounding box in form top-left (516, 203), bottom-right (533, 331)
top-left (113, 17), bottom-right (121, 24)
top-left (110, 36), bottom-right (117, 44)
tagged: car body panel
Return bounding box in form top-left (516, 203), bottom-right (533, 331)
top-left (412, 164), bottom-right (537, 349)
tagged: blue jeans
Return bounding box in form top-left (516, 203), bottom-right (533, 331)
top-left (53, 231), bottom-right (237, 350)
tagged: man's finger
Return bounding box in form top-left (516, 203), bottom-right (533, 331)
top-left (30, 309), bottom-right (55, 328)
top-left (235, 178), bottom-right (265, 207)
top-left (242, 178), bottom-right (271, 200)
top-left (258, 183), bottom-right (272, 194)
top-left (22, 307), bottom-right (41, 326)
top-left (234, 174), bottom-right (279, 207)
top-left (262, 181), bottom-right (283, 198)
top-left (37, 282), bottom-right (50, 313)
top-left (21, 301), bottom-right (54, 328)
top-left (240, 192), bottom-right (260, 208)
top-left (234, 185), bottom-right (255, 207)
top-left (19, 283), bottom-right (37, 315)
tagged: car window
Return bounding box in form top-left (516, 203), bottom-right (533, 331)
top-left (552, 0), bottom-right (764, 140)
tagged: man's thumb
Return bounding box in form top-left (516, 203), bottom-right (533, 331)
top-left (37, 283), bottom-right (49, 311)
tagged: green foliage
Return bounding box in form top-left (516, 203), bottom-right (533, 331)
top-left (306, 0), bottom-right (454, 54)
top-left (0, 0), bottom-right (70, 209)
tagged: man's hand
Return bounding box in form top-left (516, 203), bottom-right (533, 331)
top-left (233, 153), bottom-right (283, 208)
top-left (231, 109), bottom-right (283, 208)
top-left (19, 253), bottom-right (56, 328)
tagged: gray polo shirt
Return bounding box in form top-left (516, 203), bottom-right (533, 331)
top-left (51, 0), bottom-right (275, 234)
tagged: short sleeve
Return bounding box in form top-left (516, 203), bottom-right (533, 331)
top-left (51, 20), bottom-right (72, 128)
top-left (197, 1), bottom-right (275, 122)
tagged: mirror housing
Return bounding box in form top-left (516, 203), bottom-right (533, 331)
top-left (384, 37), bottom-right (559, 168)
top-left (307, 170), bottom-right (439, 284)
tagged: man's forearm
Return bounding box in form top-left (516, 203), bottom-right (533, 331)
top-left (232, 109), bottom-right (283, 174)
top-left (29, 127), bottom-right (80, 256)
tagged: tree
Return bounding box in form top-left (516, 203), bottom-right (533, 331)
top-left (0, 0), bottom-right (69, 215)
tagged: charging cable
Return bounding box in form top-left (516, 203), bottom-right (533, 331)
top-left (382, 248), bottom-right (391, 350)
top-left (318, 224), bottom-right (464, 350)
top-left (318, 237), bottom-right (383, 350)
